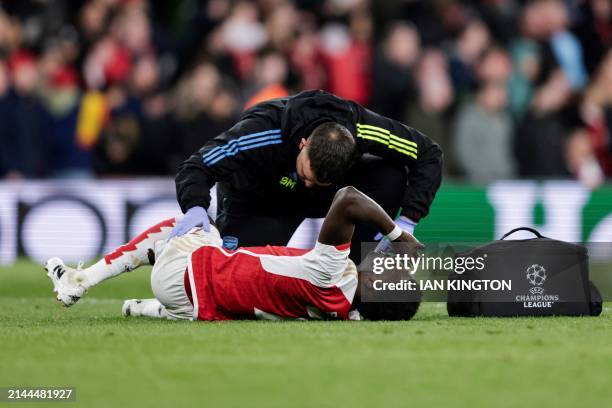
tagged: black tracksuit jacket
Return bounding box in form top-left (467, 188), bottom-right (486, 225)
top-left (175, 90), bottom-right (442, 222)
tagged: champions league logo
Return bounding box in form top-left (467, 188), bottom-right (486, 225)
top-left (526, 264), bottom-right (546, 295)
top-left (515, 263), bottom-right (559, 308)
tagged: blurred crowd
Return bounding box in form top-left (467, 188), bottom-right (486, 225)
top-left (0, 0), bottom-right (610, 186)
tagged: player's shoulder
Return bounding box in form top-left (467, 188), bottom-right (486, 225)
top-left (309, 241), bottom-right (351, 255)
top-left (298, 241), bottom-right (352, 286)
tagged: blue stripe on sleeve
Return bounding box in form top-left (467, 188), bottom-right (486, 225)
top-left (203, 134), bottom-right (282, 164)
top-left (202, 129), bottom-right (282, 162)
top-left (203, 134), bottom-right (282, 165)
top-left (202, 129), bottom-right (283, 166)
top-left (205, 139), bottom-right (283, 166)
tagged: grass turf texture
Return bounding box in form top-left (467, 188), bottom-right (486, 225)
top-left (1, 260), bottom-right (611, 408)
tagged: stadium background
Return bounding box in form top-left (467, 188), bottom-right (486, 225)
top-left (1, 2), bottom-right (611, 407)
top-left (0, 0), bottom-right (611, 264)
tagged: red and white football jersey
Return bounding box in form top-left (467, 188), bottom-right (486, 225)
top-left (185, 242), bottom-right (357, 321)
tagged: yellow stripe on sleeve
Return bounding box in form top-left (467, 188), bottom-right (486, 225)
top-left (356, 130), bottom-right (417, 159)
top-left (357, 128), bottom-right (418, 153)
top-left (356, 123), bottom-right (418, 149)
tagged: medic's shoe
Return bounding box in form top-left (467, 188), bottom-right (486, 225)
top-left (45, 258), bottom-right (87, 307)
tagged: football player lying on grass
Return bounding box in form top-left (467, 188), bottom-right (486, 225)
top-left (45, 186), bottom-right (422, 321)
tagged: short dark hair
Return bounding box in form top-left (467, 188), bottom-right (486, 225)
top-left (356, 253), bottom-right (422, 321)
top-left (307, 122), bottom-right (356, 185)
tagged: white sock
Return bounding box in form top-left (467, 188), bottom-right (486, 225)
top-left (82, 218), bottom-right (176, 288)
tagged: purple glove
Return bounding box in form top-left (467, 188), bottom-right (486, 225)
top-left (374, 216), bottom-right (417, 240)
top-left (395, 216), bottom-right (417, 234)
top-left (168, 206), bottom-right (210, 239)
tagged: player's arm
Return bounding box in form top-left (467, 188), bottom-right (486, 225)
top-left (350, 103), bottom-right (443, 223)
top-left (304, 186), bottom-right (420, 289)
top-left (318, 186), bottom-right (419, 247)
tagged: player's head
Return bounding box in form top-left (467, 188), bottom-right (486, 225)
top-left (355, 252), bottom-right (422, 321)
top-left (297, 122), bottom-right (356, 188)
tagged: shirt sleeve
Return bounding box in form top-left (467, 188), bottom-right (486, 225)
top-left (300, 242), bottom-right (351, 287)
top-left (351, 103), bottom-right (443, 222)
top-left (175, 113), bottom-right (283, 213)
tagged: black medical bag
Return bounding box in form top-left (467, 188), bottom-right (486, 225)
top-left (447, 227), bottom-right (602, 317)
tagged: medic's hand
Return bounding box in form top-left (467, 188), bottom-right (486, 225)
top-left (168, 206), bottom-right (210, 239)
top-left (374, 215), bottom-right (418, 240)
top-left (395, 215), bottom-right (417, 235)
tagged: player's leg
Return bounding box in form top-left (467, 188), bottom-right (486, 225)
top-left (122, 298), bottom-right (169, 319)
top-left (46, 218), bottom-right (177, 307)
top-left (136, 227), bottom-right (222, 320)
top-left (216, 193), bottom-right (303, 247)
top-left (85, 217), bottom-right (179, 285)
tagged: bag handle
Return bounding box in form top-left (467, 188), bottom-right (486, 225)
top-left (500, 227), bottom-right (543, 240)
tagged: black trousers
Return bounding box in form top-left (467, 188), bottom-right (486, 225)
top-left (216, 156), bottom-right (406, 263)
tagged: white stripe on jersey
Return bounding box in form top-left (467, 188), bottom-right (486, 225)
top-left (258, 242), bottom-right (358, 303)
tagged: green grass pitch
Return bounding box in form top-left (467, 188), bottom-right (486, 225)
top-left (1, 260), bottom-right (611, 408)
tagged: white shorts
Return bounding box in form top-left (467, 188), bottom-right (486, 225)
top-left (150, 226), bottom-right (222, 320)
